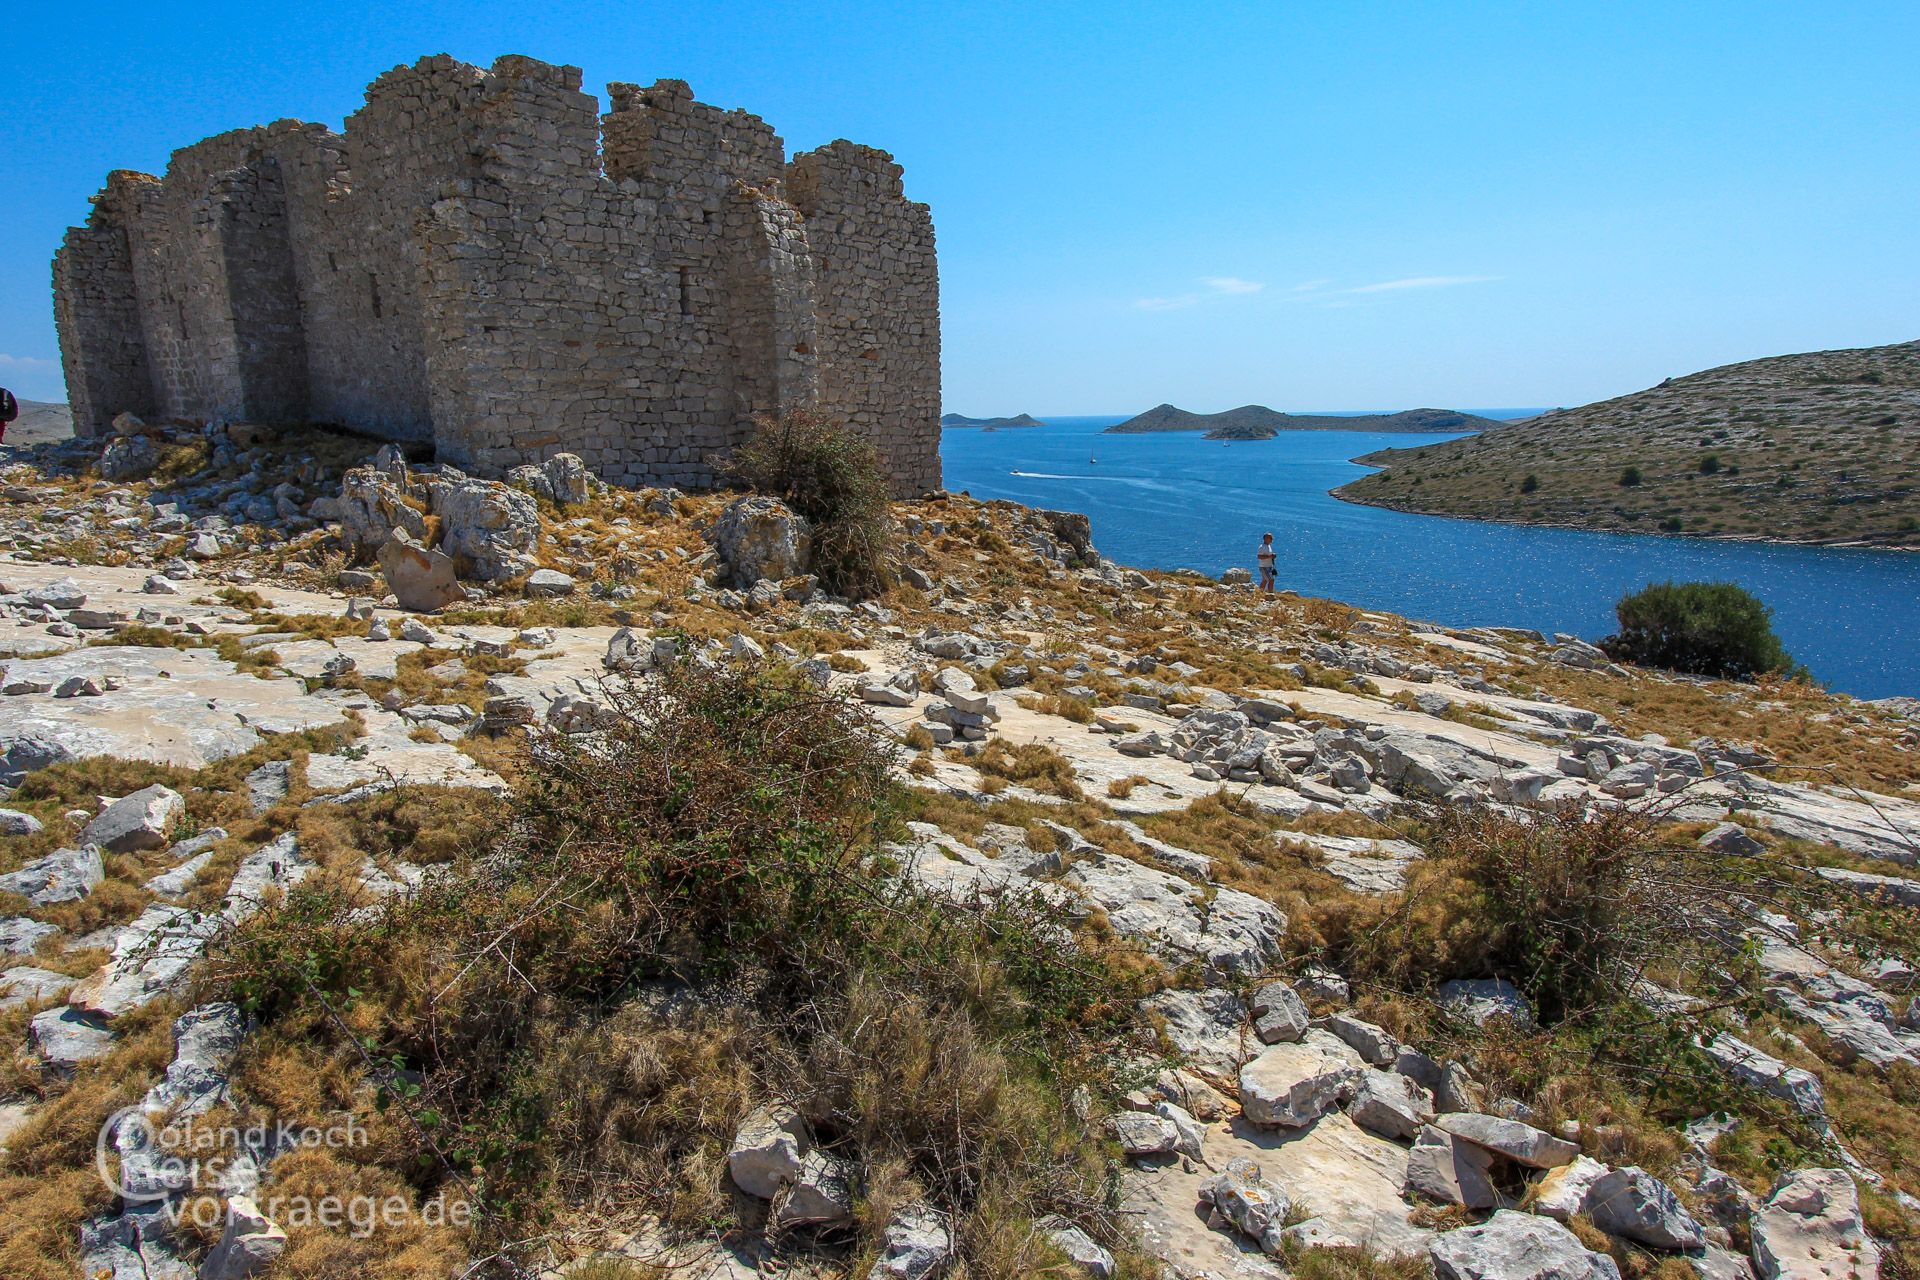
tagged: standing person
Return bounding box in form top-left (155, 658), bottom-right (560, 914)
top-left (0, 387), bottom-right (17, 445)
top-left (1256, 531), bottom-right (1277, 594)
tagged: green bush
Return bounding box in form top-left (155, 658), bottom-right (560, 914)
top-left (1600, 580), bottom-right (1798, 680)
top-left (204, 659), bottom-right (1130, 1266)
top-left (729, 409), bottom-right (894, 598)
top-left (1520, 473), bottom-right (1540, 494)
top-left (1618, 465), bottom-right (1643, 487)
top-left (1698, 453), bottom-right (1722, 475)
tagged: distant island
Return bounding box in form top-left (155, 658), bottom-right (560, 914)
top-left (942, 412), bottom-right (1047, 429)
top-left (1333, 339), bottom-right (1920, 549)
top-left (1104, 404), bottom-right (1506, 439)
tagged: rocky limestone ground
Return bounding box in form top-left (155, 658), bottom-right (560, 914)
top-left (0, 420), bottom-right (1917, 1280)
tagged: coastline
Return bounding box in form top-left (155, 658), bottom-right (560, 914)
top-left (1332, 457), bottom-right (1920, 555)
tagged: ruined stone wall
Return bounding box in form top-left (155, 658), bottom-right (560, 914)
top-left (52, 54), bottom-right (941, 493)
top-left (52, 176), bottom-right (156, 433)
top-left (310, 57), bottom-right (492, 442)
top-left (410, 65), bottom-right (737, 486)
top-left (788, 143), bottom-right (942, 495)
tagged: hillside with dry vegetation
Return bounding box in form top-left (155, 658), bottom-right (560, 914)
top-left (1337, 340), bottom-right (1920, 547)
top-left (0, 415), bottom-right (1917, 1280)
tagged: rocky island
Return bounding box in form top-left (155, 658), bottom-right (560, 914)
top-left (941, 412), bottom-right (1047, 429)
top-left (1336, 340), bottom-right (1920, 548)
top-left (1107, 403), bottom-right (1507, 439)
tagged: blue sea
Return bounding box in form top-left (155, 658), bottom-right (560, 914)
top-left (940, 415), bottom-right (1920, 700)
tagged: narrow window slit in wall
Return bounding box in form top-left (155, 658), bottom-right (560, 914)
top-left (368, 274), bottom-right (383, 319)
top-left (678, 266), bottom-right (693, 317)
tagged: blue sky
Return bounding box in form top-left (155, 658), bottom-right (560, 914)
top-left (3, 1), bottom-right (1915, 414)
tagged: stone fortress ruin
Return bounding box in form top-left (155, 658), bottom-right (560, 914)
top-left (52, 54), bottom-right (941, 495)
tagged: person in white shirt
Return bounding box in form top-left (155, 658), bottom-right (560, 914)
top-left (1256, 532), bottom-right (1277, 594)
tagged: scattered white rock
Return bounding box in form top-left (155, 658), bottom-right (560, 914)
top-left (0, 916), bottom-right (60, 956)
top-left (66, 904), bottom-right (215, 1019)
top-left (1437, 978), bottom-right (1535, 1029)
top-left (866, 1203), bottom-right (952, 1280)
top-left (1405, 1124), bottom-right (1499, 1209)
top-left (1532, 1154), bottom-right (1609, 1221)
top-left (29, 1005), bottom-right (117, 1068)
top-left (1039, 1216), bottom-right (1115, 1277)
top-left (0, 965), bottom-right (75, 1010)
top-left (379, 534), bottom-right (465, 613)
top-left (1748, 1169), bottom-right (1879, 1280)
top-left (524, 568), bottom-right (575, 598)
top-left (1318, 1012), bottom-right (1398, 1065)
top-left (1429, 1210), bottom-right (1622, 1280)
top-left (1238, 1042), bottom-right (1358, 1128)
top-left (200, 1194), bottom-right (288, 1280)
top-left (0, 808), bottom-right (46, 836)
top-left (0, 844), bottom-right (103, 904)
top-left (710, 496), bottom-right (811, 587)
top-left (1347, 1068), bottom-right (1435, 1141)
top-left (1110, 1110), bottom-right (1181, 1157)
top-left (772, 1149), bottom-right (855, 1228)
top-left (1586, 1165), bottom-right (1706, 1250)
top-left (1250, 979), bottom-right (1309, 1044)
top-left (728, 1103), bottom-right (808, 1199)
top-left (1153, 1100), bottom-right (1208, 1161)
top-left (1699, 821), bottom-right (1765, 858)
top-left (1200, 1156), bottom-right (1290, 1254)
top-left (140, 1001), bottom-right (247, 1118)
top-left (81, 784), bottom-right (185, 852)
top-left (1434, 1112), bottom-right (1580, 1169)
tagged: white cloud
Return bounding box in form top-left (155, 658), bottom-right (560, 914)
top-left (1289, 279), bottom-right (1331, 293)
top-left (1134, 294), bottom-right (1200, 311)
top-left (1135, 275), bottom-right (1267, 311)
top-left (0, 353), bottom-right (58, 373)
top-left (1345, 275), bottom-right (1500, 294)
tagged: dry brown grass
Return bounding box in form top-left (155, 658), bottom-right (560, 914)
top-left (1017, 693), bottom-right (1096, 724)
top-left (0, 1002), bottom-right (176, 1279)
top-left (973, 741), bottom-right (1087, 801)
top-left (1523, 663), bottom-right (1920, 791)
top-left (1133, 794), bottom-right (1374, 956)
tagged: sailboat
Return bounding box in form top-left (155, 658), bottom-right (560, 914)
top-left (1089, 452), bottom-right (1098, 465)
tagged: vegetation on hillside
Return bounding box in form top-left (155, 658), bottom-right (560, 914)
top-left (2, 471), bottom-right (1918, 1278)
top-left (730, 410), bottom-right (896, 598)
top-left (188, 658), bottom-right (1146, 1277)
top-left (1336, 340), bottom-right (1920, 546)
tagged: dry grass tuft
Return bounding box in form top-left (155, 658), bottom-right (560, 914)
top-left (973, 740), bottom-right (1087, 800)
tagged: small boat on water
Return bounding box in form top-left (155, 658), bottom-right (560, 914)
top-left (1089, 454), bottom-right (1098, 464)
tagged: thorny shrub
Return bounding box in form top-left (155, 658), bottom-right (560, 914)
top-left (728, 409), bottom-right (895, 599)
top-left (203, 658), bottom-right (1141, 1276)
top-left (1339, 805), bottom-right (1784, 1024)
